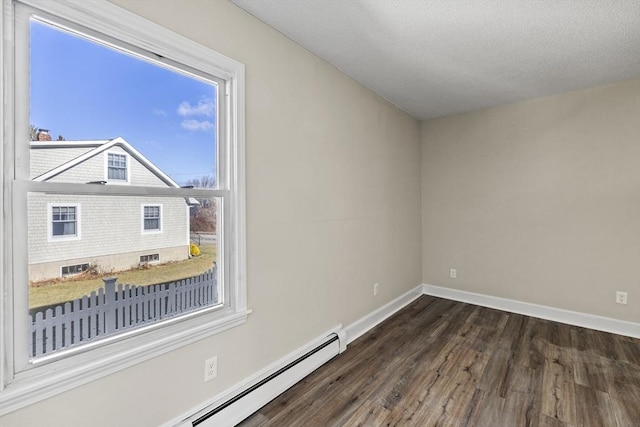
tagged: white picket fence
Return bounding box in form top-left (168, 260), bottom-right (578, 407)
top-left (29, 267), bottom-right (217, 358)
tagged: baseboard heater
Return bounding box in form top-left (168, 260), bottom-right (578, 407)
top-left (187, 332), bottom-right (343, 427)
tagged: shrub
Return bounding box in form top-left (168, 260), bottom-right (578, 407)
top-left (190, 242), bottom-right (201, 257)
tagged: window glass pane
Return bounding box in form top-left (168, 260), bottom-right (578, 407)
top-left (29, 19), bottom-right (218, 189)
top-left (143, 205), bottom-right (161, 231)
top-left (52, 221), bottom-right (76, 236)
top-left (108, 153), bottom-right (127, 180)
top-left (27, 18), bottom-right (222, 358)
top-left (28, 192), bottom-right (221, 358)
top-left (51, 206), bottom-right (77, 236)
top-left (144, 218), bottom-right (159, 230)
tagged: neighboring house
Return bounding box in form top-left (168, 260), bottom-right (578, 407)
top-left (28, 136), bottom-right (192, 281)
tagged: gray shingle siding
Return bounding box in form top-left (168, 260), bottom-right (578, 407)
top-left (30, 147), bottom-right (94, 179)
top-left (28, 194), bottom-right (188, 265)
top-left (43, 147), bottom-right (171, 187)
top-left (28, 140), bottom-right (191, 279)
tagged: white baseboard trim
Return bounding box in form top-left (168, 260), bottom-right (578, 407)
top-left (163, 325), bottom-right (344, 427)
top-left (422, 284), bottom-right (640, 339)
top-left (344, 284), bottom-right (425, 345)
top-left (164, 284), bottom-right (425, 426)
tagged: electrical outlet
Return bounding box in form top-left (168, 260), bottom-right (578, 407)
top-left (373, 283), bottom-right (379, 296)
top-left (449, 268), bottom-right (457, 279)
top-left (204, 356), bottom-right (217, 382)
top-left (616, 291), bottom-right (628, 305)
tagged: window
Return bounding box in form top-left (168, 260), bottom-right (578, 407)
top-left (140, 254), bottom-right (159, 264)
top-left (1, 0), bottom-right (245, 415)
top-left (142, 205), bottom-right (162, 232)
top-left (61, 263), bottom-right (90, 276)
top-left (107, 152), bottom-right (128, 181)
top-left (47, 203), bottom-right (81, 241)
top-left (51, 206), bottom-right (77, 237)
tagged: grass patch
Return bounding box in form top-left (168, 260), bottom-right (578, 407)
top-left (29, 244), bottom-right (216, 310)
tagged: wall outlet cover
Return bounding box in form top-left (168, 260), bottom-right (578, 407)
top-left (616, 291), bottom-right (628, 305)
top-left (205, 356), bottom-right (218, 382)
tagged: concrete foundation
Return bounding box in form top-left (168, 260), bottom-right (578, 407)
top-left (28, 245), bottom-right (189, 282)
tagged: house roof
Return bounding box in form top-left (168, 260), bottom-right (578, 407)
top-left (31, 137), bottom-right (180, 188)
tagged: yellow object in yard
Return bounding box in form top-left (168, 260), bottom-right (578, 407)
top-left (190, 242), bottom-right (200, 256)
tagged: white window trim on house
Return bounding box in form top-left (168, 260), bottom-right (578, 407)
top-left (47, 203), bottom-right (81, 242)
top-left (105, 151), bottom-right (130, 184)
top-left (141, 203), bottom-right (162, 234)
top-left (0, 0), bottom-right (246, 416)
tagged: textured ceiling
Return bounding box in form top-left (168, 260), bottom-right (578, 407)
top-left (231, 0), bottom-right (640, 120)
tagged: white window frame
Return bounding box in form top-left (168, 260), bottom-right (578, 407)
top-left (47, 203), bottom-right (81, 242)
top-left (0, 0), bottom-right (246, 415)
top-left (105, 151), bottom-right (130, 184)
top-left (141, 203), bottom-right (162, 234)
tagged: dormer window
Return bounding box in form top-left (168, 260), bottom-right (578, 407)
top-left (107, 153), bottom-right (128, 181)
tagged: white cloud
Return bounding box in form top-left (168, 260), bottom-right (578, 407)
top-left (152, 109), bottom-right (167, 117)
top-left (177, 99), bottom-right (214, 117)
top-left (181, 119), bottom-right (214, 131)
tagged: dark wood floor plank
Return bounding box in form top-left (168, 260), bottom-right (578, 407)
top-left (383, 368), bottom-right (447, 426)
top-left (374, 356), bottom-right (428, 412)
top-left (502, 391), bottom-right (542, 427)
top-left (587, 328), bottom-right (627, 361)
top-left (456, 319), bottom-right (502, 355)
top-left (497, 311), bottom-right (528, 349)
top-left (413, 345), bottom-right (488, 426)
top-left (618, 336), bottom-right (640, 365)
top-left (539, 414), bottom-right (571, 427)
top-left (513, 316), bottom-right (549, 370)
top-left (541, 344), bottom-right (577, 425)
top-left (572, 354), bottom-right (611, 393)
top-left (477, 346), bottom-right (513, 397)
top-left (574, 383), bottom-right (617, 427)
top-left (505, 364), bottom-right (541, 395)
top-left (289, 393), bottom-right (351, 427)
top-left (467, 305), bottom-right (509, 332)
top-left (608, 382), bottom-right (640, 426)
top-left (460, 388), bottom-right (506, 427)
top-left (544, 320), bottom-right (573, 348)
top-left (339, 399), bottom-right (390, 427)
top-left (240, 296), bottom-right (640, 427)
top-left (605, 358), bottom-right (640, 390)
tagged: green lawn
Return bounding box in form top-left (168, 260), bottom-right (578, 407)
top-left (29, 244), bottom-right (216, 309)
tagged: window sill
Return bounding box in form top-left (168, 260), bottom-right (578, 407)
top-left (47, 235), bottom-right (81, 242)
top-left (0, 309), bottom-right (250, 416)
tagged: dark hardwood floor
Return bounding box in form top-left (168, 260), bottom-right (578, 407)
top-left (239, 295), bottom-right (640, 427)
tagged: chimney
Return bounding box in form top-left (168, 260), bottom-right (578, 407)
top-left (37, 129), bottom-right (52, 141)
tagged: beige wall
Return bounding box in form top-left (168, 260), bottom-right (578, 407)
top-left (1, 0), bottom-right (422, 425)
top-left (422, 78), bottom-right (640, 323)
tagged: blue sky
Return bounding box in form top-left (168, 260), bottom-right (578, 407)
top-left (30, 20), bottom-right (217, 185)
